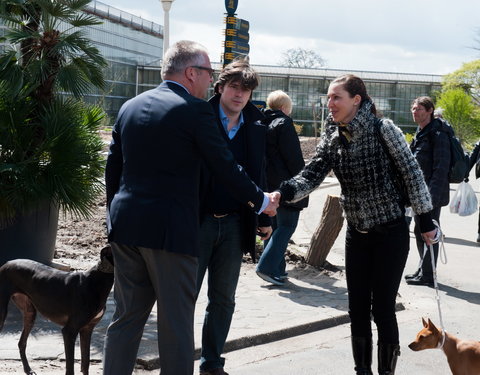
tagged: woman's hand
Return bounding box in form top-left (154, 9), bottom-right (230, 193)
top-left (421, 229), bottom-right (438, 246)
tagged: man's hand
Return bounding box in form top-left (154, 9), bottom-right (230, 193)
top-left (271, 191), bottom-right (281, 206)
top-left (257, 226), bottom-right (272, 241)
top-left (263, 192), bottom-right (280, 216)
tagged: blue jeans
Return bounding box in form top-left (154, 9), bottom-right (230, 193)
top-left (256, 206), bottom-right (300, 278)
top-left (196, 213), bottom-right (244, 371)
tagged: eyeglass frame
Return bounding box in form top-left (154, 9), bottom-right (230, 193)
top-left (189, 65), bottom-right (215, 78)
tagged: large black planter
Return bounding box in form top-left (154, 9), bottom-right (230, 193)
top-left (0, 201), bottom-right (59, 266)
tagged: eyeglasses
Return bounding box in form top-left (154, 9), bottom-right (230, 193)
top-left (189, 66), bottom-right (214, 78)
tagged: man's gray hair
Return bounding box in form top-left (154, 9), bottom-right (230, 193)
top-left (161, 40), bottom-right (208, 79)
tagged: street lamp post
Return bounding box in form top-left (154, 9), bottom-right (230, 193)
top-left (160, 0), bottom-right (175, 56)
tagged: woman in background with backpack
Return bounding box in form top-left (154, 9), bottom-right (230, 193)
top-left (405, 97), bottom-right (451, 287)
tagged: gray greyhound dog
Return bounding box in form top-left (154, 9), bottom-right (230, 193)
top-left (0, 245), bottom-right (114, 375)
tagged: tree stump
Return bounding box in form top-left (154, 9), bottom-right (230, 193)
top-left (306, 194), bottom-right (344, 267)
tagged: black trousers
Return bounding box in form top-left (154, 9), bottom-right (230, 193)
top-left (345, 218), bottom-right (409, 344)
top-left (413, 206), bottom-right (441, 279)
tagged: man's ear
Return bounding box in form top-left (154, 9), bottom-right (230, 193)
top-left (184, 66), bottom-right (195, 82)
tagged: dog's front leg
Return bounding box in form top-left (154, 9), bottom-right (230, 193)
top-left (62, 326), bottom-right (79, 375)
top-left (12, 294), bottom-right (37, 375)
top-left (79, 324), bottom-right (96, 375)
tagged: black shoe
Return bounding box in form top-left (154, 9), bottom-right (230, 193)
top-left (404, 270), bottom-right (420, 280)
top-left (405, 275), bottom-right (434, 287)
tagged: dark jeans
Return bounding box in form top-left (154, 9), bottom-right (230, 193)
top-left (413, 206), bottom-right (441, 280)
top-left (196, 214), bottom-right (244, 371)
top-left (345, 218), bottom-right (409, 344)
top-left (256, 206), bottom-right (300, 277)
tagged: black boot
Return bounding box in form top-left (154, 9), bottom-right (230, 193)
top-left (378, 342), bottom-right (400, 375)
top-left (351, 336), bottom-right (373, 375)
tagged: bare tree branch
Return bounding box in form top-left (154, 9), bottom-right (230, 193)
top-left (279, 48), bottom-right (326, 69)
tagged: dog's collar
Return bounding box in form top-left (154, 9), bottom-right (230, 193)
top-left (437, 329), bottom-right (446, 350)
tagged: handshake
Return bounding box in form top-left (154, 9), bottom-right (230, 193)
top-left (263, 191), bottom-right (281, 217)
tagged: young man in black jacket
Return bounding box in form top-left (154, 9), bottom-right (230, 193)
top-left (196, 59), bottom-right (272, 375)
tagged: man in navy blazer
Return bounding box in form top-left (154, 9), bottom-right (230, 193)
top-left (103, 40), bottom-right (278, 375)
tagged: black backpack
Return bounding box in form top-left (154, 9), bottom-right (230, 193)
top-left (431, 119), bottom-right (469, 183)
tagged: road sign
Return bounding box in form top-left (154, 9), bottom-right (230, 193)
top-left (225, 28), bottom-right (249, 43)
top-left (225, 0), bottom-right (238, 15)
top-left (225, 40), bottom-right (250, 55)
top-left (225, 16), bottom-right (249, 33)
top-left (223, 11), bottom-right (251, 66)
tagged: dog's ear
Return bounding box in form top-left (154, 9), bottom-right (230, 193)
top-left (100, 245), bottom-right (112, 259)
top-left (422, 317), bottom-right (428, 328)
top-left (427, 318), bottom-right (438, 333)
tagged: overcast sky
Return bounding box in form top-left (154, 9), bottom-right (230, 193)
top-left (106, 0), bottom-right (479, 75)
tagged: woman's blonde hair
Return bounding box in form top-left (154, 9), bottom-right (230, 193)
top-left (266, 90), bottom-right (292, 114)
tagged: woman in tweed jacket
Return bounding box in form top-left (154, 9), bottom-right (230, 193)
top-left (274, 75), bottom-right (438, 375)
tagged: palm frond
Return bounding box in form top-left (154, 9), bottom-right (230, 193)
top-left (3, 28), bottom-right (40, 45)
top-left (70, 13), bottom-right (103, 27)
top-left (56, 63), bottom-right (92, 97)
top-left (64, 0), bottom-right (95, 12)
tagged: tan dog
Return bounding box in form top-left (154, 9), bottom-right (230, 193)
top-left (409, 318), bottom-right (480, 375)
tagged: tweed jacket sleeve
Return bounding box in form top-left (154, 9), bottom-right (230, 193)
top-left (378, 119), bottom-right (433, 215)
top-left (278, 128), bottom-right (333, 204)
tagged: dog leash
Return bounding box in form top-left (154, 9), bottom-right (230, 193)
top-left (422, 219), bottom-right (447, 349)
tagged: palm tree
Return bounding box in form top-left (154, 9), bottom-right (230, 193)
top-left (0, 0), bottom-right (107, 229)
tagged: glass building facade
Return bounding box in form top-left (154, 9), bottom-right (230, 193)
top-left (81, 1), bottom-right (163, 120)
top-left (251, 66), bottom-right (442, 135)
top-left (136, 64), bottom-right (442, 135)
top-left (1, 2), bottom-right (442, 132)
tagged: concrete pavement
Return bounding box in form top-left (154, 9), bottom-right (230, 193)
top-left (1, 174), bottom-right (480, 374)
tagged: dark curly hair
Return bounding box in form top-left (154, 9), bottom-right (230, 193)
top-left (214, 58), bottom-right (259, 94)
